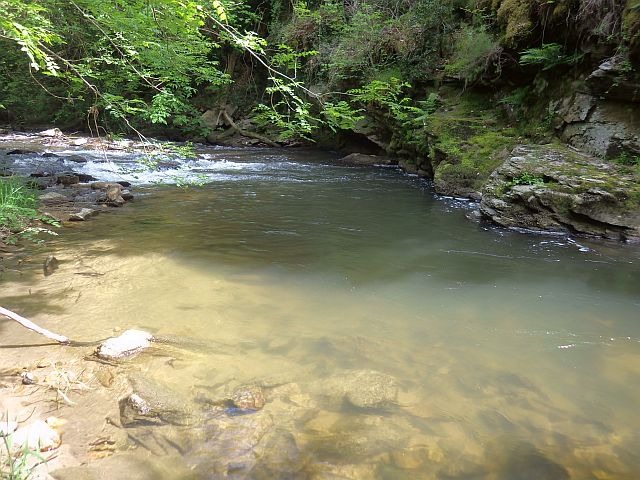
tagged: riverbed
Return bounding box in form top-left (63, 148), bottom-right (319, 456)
top-left (1, 144), bottom-right (640, 479)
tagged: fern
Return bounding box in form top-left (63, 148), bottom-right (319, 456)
top-left (519, 43), bottom-right (583, 70)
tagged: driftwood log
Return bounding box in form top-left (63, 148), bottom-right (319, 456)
top-left (0, 306), bottom-right (70, 344)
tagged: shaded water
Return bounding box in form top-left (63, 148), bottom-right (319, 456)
top-left (2, 147), bottom-right (640, 478)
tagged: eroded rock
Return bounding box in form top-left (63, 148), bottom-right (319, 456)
top-left (480, 145), bottom-right (640, 242)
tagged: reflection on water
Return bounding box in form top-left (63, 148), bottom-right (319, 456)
top-left (1, 149), bottom-right (640, 478)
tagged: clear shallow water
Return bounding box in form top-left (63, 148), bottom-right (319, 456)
top-left (2, 148), bottom-right (640, 478)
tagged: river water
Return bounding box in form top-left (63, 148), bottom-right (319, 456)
top-left (2, 145), bottom-right (640, 478)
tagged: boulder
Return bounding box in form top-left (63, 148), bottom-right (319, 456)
top-left (480, 145), bottom-right (640, 242)
top-left (105, 185), bottom-right (125, 206)
top-left (96, 329), bottom-right (153, 360)
top-left (56, 174), bottom-right (80, 186)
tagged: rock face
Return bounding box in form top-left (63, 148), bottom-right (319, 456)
top-left (480, 145), bottom-right (640, 242)
top-left (557, 56), bottom-right (640, 158)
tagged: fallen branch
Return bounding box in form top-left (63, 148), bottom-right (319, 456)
top-left (221, 111), bottom-right (280, 148)
top-left (0, 306), bottom-right (70, 345)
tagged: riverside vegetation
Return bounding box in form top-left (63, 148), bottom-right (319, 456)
top-left (1, 0), bottom-right (639, 241)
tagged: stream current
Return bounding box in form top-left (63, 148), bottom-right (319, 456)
top-left (2, 145), bottom-right (640, 478)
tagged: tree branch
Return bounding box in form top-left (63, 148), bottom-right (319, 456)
top-left (0, 306), bottom-right (70, 345)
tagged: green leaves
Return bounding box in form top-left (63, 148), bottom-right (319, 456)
top-left (0, 2), bottom-right (62, 75)
top-left (211, 0), bottom-right (228, 23)
top-left (519, 43), bottom-right (584, 70)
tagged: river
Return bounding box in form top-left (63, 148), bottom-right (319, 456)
top-left (1, 145), bottom-right (640, 479)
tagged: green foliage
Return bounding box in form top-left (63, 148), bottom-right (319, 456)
top-left (1, 431), bottom-right (47, 480)
top-left (507, 172), bottom-right (545, 187)
top-left (519, 43), bottom-right (583, 70)
top-left (0, 176), bottom-right (38, 232)
top-left (612, 152), bottom-right (640, 166)
top-left (253, 75), bottom-right (317, 140)
top-left (445, 25), bottom-right (502, 85)
top-left (348, 78), bottom-right (416, 123)
top-left (0, 177), bottom-right (58, 244)
top-left (321, 101), bottom-right (365, 132)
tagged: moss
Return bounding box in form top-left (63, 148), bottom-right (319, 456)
top-left (492, 0), bottom-right (532, 45)
top-left (425, 90), bottom-right (519, 194)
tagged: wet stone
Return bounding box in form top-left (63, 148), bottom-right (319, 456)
top-left (43, 255), bottom-right (59, 276)
top-left (319, 370), bottom-right (399, 410)
top-left (39, 192), bottom-right (68, 203)
top-left (120, 377), bottom-right (193, 427)
top-left (231, 385), bottom-right (266, 412)
top-left (68, 208), bottom-right (97, 221)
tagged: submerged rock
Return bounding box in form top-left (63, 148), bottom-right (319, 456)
top-left (120, 377), bottom-right (193, 426)
top-left (231, 385), bottom-right (266, 411)
top-left (95, 329), bottom-right (153, 360)
top-left (318, 370), bottom-right (399, 409)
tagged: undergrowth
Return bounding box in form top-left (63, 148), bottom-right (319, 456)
top-left (0, 177), bottom-right (58, 245)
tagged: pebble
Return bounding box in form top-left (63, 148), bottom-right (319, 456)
top-left (21, 371), bottom-right (36, 385)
